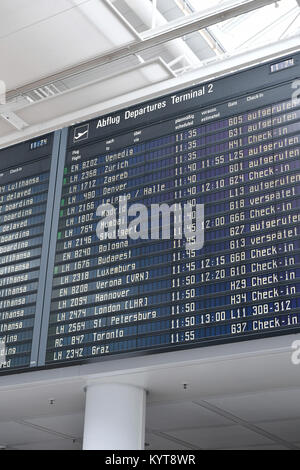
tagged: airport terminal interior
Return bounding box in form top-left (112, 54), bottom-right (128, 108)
top-left (0, 0), bottom-right (300, 450)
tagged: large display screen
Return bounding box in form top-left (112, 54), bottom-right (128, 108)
top-left (0, 135), bottom-right (54, 370)
top-left (42, 53), bottom-right (300, 366)
top-left (1, 52), bottom-right (300, 373)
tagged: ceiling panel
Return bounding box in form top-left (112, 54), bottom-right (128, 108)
top-left (60, 55), bottom-right (140, 90)
top-left (147, 402), bottom-right (232, 431)
top-left (0, 0), bottom-right (139, 90)
top-left (208, 389), bottom-right (300, 423)
top-left (16, 59), bottom-right (173, 125)
top-left (0, 421), bottom-right (62, 446)
top-left (0, 0), bottom-right (81, 38)
top-left (167, 424), bottom-right (275, 450)
top-left (226, 443), bottom-right (288, 450)
top-left (256, 418), bottom-right (300, 442)
top-left (145, 431), bottom-right (191, 450)
top-left (14, 438), bottom-right (82, 450)
top-left (0, 382), bottom-right (85, 422)
top-left (25, 413), bottom-right (84, 438)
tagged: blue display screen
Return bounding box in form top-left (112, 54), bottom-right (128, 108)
top-left (0, 143), bottom-right (52, 370)
top-left (44, 62), bottom-right (300, 365)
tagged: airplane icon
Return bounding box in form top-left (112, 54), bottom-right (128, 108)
top-left (75, 130), bottom-right (88, 140)
top-left (73, 124), bottom-right (89, 143)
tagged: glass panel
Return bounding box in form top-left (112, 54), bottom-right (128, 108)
top-left (209, 0), bottom-right (300, 53)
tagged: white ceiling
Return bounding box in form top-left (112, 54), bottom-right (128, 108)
top-left (0, 334), bottom-right (300, 450)
top-left (0, 0), bottom-right (298, 148)
top-left (0, 0), bottom-right (181, 143)
top-left (0, 0), bottom-right (138, 90)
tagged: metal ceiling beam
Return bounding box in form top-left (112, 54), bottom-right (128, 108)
top-left (7, 0), bottom-right (280, 101)
top-left (140, 0), bottom-right (278, 39)
top-left (236, 6), bottom-right (299, 49)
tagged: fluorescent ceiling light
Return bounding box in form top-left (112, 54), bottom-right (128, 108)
top-left (16, 59), bottom-right (174, 126)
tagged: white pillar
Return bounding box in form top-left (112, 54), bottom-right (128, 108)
top-left (83, 383), bottom-right (146, 450)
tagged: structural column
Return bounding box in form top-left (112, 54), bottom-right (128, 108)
top-left (83, 383), bottom-right (146, 450)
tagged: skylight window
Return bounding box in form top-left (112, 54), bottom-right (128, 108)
top-left (205, 0), bottom-right (300, 53)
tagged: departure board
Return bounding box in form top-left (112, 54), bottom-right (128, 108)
top-left (0, 135), bottom-right (56, 371)
top-left (38, 53), bottom-right (300, 367)
top-left (1, 53), bottom-right (300, 374)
